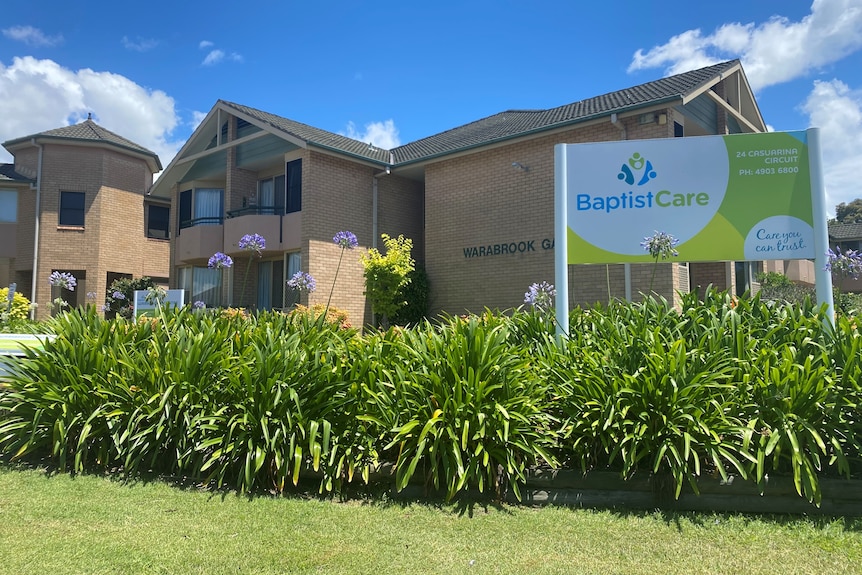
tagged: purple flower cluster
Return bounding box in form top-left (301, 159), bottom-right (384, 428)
top-left (208, 252), bottom-right (234, 269)
top-left (641, 231), bottom-right (680, 260)
top-left (238, 233), bottom-right (266, 255)
top-left (48, 271), bottom-right (77, 291)
top-left (524, 281), bottom-right (556, 312)
top-left (333, 231), bottom-right (358, 250)
top-left (826, 247), bottom-right (862, 280)
top-left (193, 300), bottom-right (206, 309)
top-left (287, 271), bottom-right (316, 292)
top-left (112, 290), bottom-right (126, 300)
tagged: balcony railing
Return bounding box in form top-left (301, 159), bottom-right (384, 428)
top-left (226, 205), bottom-right (283, 218)
top-left (179, 216), bottom-right (224, 230)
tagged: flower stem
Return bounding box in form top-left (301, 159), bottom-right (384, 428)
top-left (606, 264), bottom-right (611, 303)
top-left (326, 247), bottom-right (345, 315)
top-left (648, 257), bottom-right (658, 298)
top-left (241, 257), bottom-right (253, 308)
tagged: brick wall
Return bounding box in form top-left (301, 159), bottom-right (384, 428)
top-left (689, 262), bottom-right (733, 298)
top-left (423, 112), bottom-right (680, 316)
top-left (303, 150), bottom-right (376, 325)
top-left (377, 174), bottom-right (425, 262)
top-left (13, 142), bottom-right (167, 318)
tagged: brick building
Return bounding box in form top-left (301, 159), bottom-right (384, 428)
top-left (0, 118), bottom-right (169, 319)
top-left (152, 59), bottom-right (807, 324)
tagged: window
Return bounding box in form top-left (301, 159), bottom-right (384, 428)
top-left (286, 159), bottom-right (302, 213)
top-left (178, 266), bottom-right (221, 307)
top-left (257, 259), bottom-right (284, 311)
top-left (146, 204), bottom-right (170, 239)
top-left (60, 191), bottom-right (85, 227)
top-left (256, 160), bottom-right (300, 215)
top-left (258, 174), bottom-right (286, 215)
top-left (178, 188), bottom-right (223, 231)
top-left (0, 190), bottom-right (17, 222)
top-left (735, 261), bottom-right (761, 295)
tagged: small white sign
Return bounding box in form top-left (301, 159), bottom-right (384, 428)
top-left (133, 289), bottom-right (186, 319)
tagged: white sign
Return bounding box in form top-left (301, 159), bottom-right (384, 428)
top-left (133, 289), bottom-right (186, 319)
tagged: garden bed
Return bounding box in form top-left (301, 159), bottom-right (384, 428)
top-left (517, 470), bottom-right (862, 515)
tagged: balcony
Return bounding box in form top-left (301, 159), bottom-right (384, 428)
top-left (176, 218), bottom-right (224, 264)
top-left (224, 206), bottom-right (301, 255)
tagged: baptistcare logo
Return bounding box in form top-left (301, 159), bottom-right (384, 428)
top-left (617, 152), bottom-right (657, 187)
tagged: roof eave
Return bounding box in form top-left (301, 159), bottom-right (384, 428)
top-left (3, 135), bottom-right (161, 172)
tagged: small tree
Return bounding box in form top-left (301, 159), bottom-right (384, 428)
top-left (835, 199), bottom-right (862, 224)
top-left (361, 234), bottom-right (414, 328)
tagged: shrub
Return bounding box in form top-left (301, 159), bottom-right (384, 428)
top-left (361, 234), bottom-right (415, 328)
top-left (376, 313), bottom-right (558, 500)
top-left (0, 288), bottom-right (32, 322)
top-left (2, 292), bottom-right (860, 507)
top-left (105, 276), bottom-right (156, 319)
top-left (755, 271), bottom-right (815, 306)
top-left (289, 304), bottom-right (351, 330)
top-left (391, 265), bottom-right (430, 326)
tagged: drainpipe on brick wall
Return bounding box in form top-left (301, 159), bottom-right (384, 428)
top-left (29, 139), bottom-right (44, 320)
top-left (610, 114), bottom-right (633, 302)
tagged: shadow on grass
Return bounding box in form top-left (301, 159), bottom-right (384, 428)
top-left (4, 455), bottom-right (862, 532)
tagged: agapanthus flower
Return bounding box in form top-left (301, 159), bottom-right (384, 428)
top-left (333, 231), bottom-right (358, 250)
top-left (48, 271), bottom-right (77, 291)
top-left (640, 231), bottom-right (680, 260)
top-left (112, 290), bottom-right (126, 300)
top-left (524, 281), bottom-right (556, 312)
top-left (287, 271), bottom-right (316, 292)
top-left (238, 233), bottom-right (266, 255)
top-left (208, 252), bottom-right (234, 269)
top-left (193, 300), bottom-right (206, 309)
top-left (826, 247), bottom-right (862, 280)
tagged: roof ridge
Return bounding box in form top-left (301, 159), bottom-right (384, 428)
top-left (219, 100), bottom-right (392, 162)
top-left (392, 59), bottom-right (742, 162)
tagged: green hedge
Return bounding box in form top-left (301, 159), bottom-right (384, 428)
top-left (1, 290), bottom-right (861, 506)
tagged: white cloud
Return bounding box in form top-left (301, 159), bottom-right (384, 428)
top-left (629, 0), bottom-right (862, 91)
top-left (801, 79), bottom-right (862, 212)
top-left (122, 36), bottom-right (159, 52)
top-left (340, 120), bottom-right (401, 149)
top-left (190, 110), bottom-right (208, 130)
top-left (199, 40), bottom-right (242, 66)
top-left (202, 49), bottom-right (224, 66)
top-left (202, 49), bottom-right (243, 66)
top-left (0, 56), bottom-right (184, 170)
top-left (2, 25), bottom-right (63, 47)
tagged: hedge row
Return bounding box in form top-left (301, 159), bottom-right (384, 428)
top-left (1, 289), bottom-right (860, 505)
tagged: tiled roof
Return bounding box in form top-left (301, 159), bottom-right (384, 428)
top-left (0, 163), bottom-right (32, 183)
top-left (829, 222), bottom-right (862, 240)
top-left (391, 60), bottom-right (741, 163)
top-left (219, 101), bottom-right (392, 164)
top-left (3, 119), bottom-right (160, 167)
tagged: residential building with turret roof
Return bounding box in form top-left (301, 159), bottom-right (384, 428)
top-left (0, 117), bottom-right (168, 318)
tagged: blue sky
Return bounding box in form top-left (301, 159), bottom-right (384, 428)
top-left (1, 0), bottom-right (861, 212)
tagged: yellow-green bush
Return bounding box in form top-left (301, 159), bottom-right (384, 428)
top-left (0, 288), bottom-right (32, 321)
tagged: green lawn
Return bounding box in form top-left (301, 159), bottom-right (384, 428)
top-left (1, 466), bottom-right (861, 574)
